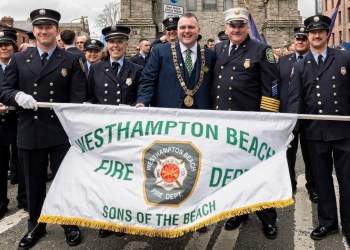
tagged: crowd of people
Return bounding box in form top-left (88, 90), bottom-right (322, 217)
top-left (0, 6), bottom-right (349, 250)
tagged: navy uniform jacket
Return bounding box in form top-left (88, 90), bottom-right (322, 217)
top-left (0, 67), bottom-right (18, 145)
top-left (287, 48), bottom-right (350, 141)
top-left (87, 59), bottom-right (143, 105)
top-left (129, 53), bottom-right (148, 67)
top-left (278, 53), bottom-right (297, 112)
top-left (0, 47), bottom-right (87, 149)
top-left (213, 36), bottom-right (280, 112)
top-left (66, 46), bottom-right (86, 63)
top-left (137, 42), bottom-right (215, 109)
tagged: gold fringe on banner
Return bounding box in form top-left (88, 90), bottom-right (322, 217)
top-left (38, 198), bottom-right (294, 238)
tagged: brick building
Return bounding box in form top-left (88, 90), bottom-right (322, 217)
top-left (323, 0), bottom-right (350, 46)
top-left (118, 0), bottom-right (302, 55)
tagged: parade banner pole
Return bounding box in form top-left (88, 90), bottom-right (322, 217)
top-left (36, 102), bottom-right (350, 122)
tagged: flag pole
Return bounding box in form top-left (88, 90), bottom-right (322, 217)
top-left (36, 102), bottom-right (350, 121)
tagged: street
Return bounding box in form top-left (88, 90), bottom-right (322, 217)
top-left (1, 150), bottom-right (349, 250)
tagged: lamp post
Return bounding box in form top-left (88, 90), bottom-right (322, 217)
top-left (70, 16), bottom-right (88, 33)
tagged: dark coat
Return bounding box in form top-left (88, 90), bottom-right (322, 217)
top-left (278, 53), bottom-right (297, 112)
top-left (129, 53), bottom-right (149, 67)
top-left (87, 58), bottom-right (143, 105)
top-left (65, 46), bottom-right (86, 63)
top-left (0, 47), bottom-right (87, 149)
top-left (212, 36), bottom-right (280, 112)
top-left (0, 67), bottom-right (18, 145)
top-left (287, 48), bottom-right (350, 141)
top-left (137, 42), bottom-right (215, 109)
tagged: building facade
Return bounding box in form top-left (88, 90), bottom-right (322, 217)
top-left (118, 0), bottom-right (302, 55)
top-left (323, 0), bottom-right (349, 46)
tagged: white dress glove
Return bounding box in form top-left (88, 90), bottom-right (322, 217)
top-left (15, 91), bottom-right (38, 109)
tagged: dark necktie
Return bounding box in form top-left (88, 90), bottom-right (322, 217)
top-left (297, 55), bottom-right (303, 61)
top-left (41, 52), bottom-right (48, 66)
top-left (318, 55), bottom-right (324, 69)
top-left (112, 62), bottom-right (119, 76)
top-left (230, 44), bottom-right (237, 56)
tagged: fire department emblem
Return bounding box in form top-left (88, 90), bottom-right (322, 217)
top-left (143, 141), bottom-right (201, 206)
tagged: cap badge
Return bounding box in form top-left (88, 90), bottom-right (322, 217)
top-left (234, 9), bottom-right (240, 15)
top-left (91, 40), bottom-right (96, 44)
top-left (0, 32), bottom-right (4, 37)
top-left (169, 18), bottom-right (173, 23)
top-left (39, 9), bottom-right (46, 15)
top-left (111, 26), bottom-right (116, 31)
top-left (300, 27), bottom-right (305, 32)
top-left (314, 16), bottom-right (320, 22)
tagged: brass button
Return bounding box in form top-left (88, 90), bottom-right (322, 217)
top-left (318, 110), bottom-right (323, 114)
top-left (332, 85), bottom-right (336, 88)
top-left (50, 91), bottom-right (54, 94)
top-left (333, 93), bottom-right (337, 96)
top-left (117, 99), bottom-right (120, 103)
top-left (335, 109), bottom-right (339, 113)
top-left (105, 91), bottom-right (108, 94)
top-left (317, 93), bottom-right (320, 97)
top-left (318, 101), bottom-right (321, 105)
top-left (34, 116), bottom-right (38, 119)
top-left (34, 83), bottom-right (38, 87)
top-left (316, 77), bottom-right (319, 81)
top-left (316, 85), bottom-right (320, 89)
top-left (220, 66), bottom-right (224, 69)
top-left (217, 85), bottom-right (220, 89)
top-left (33, 92), bottom-right (37, 95)
top-left (104, 99), bottom-right (107, 102)
top-left (51, 115), bottom-right (55, 118)
top-left (50, 82), bottom-right (53, 86)
top-left (117, 91), bottom-right (120, 94)
top-left (219, 75), bottom-right (222, 79)
top-left (217, 96), bottom-right (220, 99)
top-left (334, 101), bottom-right (338, 104)
top-left (105, 83), bottom-right (108, 87)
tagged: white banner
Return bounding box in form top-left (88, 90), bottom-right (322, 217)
top-left (39, 104), bottom-right (297, 237)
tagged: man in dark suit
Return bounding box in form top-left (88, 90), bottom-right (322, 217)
top-left (287, 15), bottom-right (350, 246)
top-left (213, 7), bottom-right (280, 239)
top-left (136, 13), bottom-right (215, 233)
top-left (129, 39), bottom-right (151, 67)
top-left (61, 29), bottom-right (86, 63)
top-left (0, 29), bottom-right (27, 219)
top-left (0, 8), bottom-right (86, 249)
top-left (136, 13), bottom-right (215, 109)
top-left (278, 27), bottom-right (317, 202)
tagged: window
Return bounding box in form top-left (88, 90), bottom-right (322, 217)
top-left (187, 0), bottom-right (196, 11)
top-left (203, 0), bottom-right (217, 11)
top-left (348, 7), bottom-right (350, 22)
top-left (224, 0), bottom-right (234, 10)
top-left (331, 0), bottom-right (334, 8)
top-left (339, 11), bottom-right (341, 25)
top-left (339, 31), bottom-right (342, 43)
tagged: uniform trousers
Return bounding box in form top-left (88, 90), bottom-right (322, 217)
top-left (307, 138), bottom-right (350, 232)
top-left (18, 143), bottom-right (70, 230)
top-left (0, 144), bottom-right (26, 210)
top-left (287, 128), bottom-right (315, 192)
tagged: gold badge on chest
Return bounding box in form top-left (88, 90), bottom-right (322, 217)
top-left (341, 67), bottom-right (346, 75)
top-left (61, 68), bottom-right (67, 77)
top-left (243, 59), bottom-right (250, 69)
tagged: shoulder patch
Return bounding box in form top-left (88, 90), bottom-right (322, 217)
top-left (266, 48), bottom-right (275, 63)
top-left (79, 58), bottom-right (85, 73)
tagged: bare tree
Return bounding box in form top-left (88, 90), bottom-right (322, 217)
top-left (95, 0), bottom-right (121, 28)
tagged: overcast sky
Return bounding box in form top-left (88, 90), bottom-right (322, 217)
top-left (0, 0), bottom-right (316, 36)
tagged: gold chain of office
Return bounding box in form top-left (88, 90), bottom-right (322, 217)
top-left (171, 42), bottom-right (206, 107)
